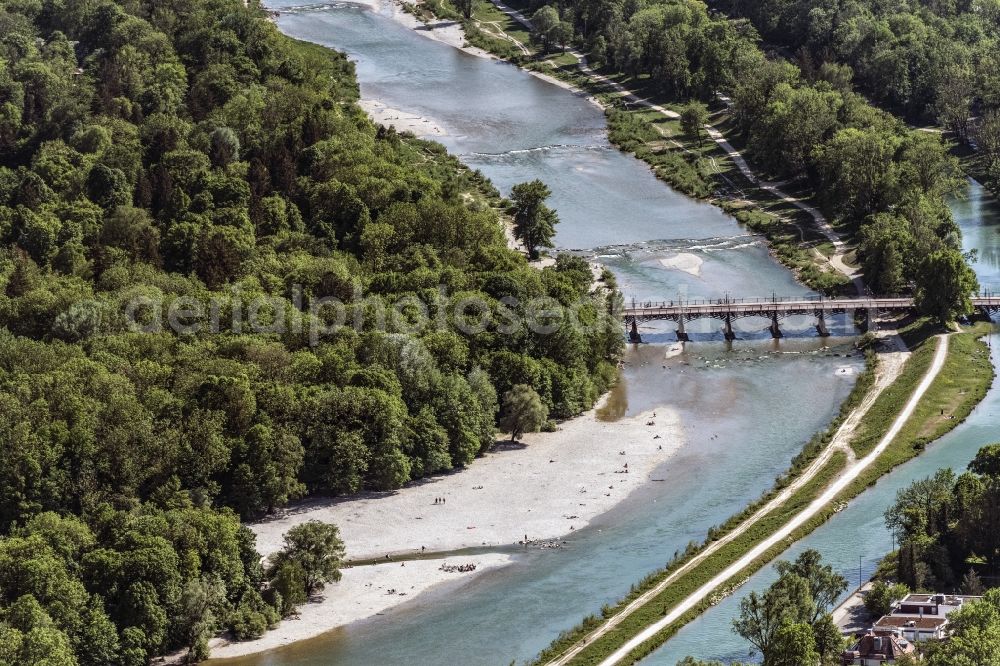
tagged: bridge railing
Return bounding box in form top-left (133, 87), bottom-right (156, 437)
top-left (620, 294), bottom-right (1000, 316)
top-left (621, 297), bottom-right (911, 311)
top-left (623, 292), bottom-right (1000, 310)
top-left (624, 295), bottom-right (823, 309)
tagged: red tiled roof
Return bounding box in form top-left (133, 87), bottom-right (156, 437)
top-left (845, 632), bottom-right (915, 660)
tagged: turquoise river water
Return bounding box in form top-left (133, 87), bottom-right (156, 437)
top-left (220, 2), bottom-right (1000, 664)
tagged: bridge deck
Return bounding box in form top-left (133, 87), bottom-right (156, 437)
top-left (621, 296), bottom-right (1000, 319)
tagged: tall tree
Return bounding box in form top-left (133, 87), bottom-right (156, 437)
top-left (733, 573), bottom-right (814, 663)
top-left (774, 550), bottom-right (847, 624)
top-left (970, 443), bottom-right (1000, 477)
top-left (179, 577), bottom-right (225, 663)
top-left (531, 6), bottom-right (562, 53)
top-left (769, 621), bottom-right (820, 666)
top-left (913, 247), bottom-right (978, 323)
top-left (961, 569), bottom-right (985, 596)
top-left (269, 521), bottom-right (346, 596)
top-left (680, 101), bottom-right (709, 146)
top-left (926, 591), bottom-right (1000, 666)
top-left (499, 384), bottom-right (548, 442)
top-left (510, 180), bottom-right (559, 259)
top-left (454, 0), bottom-right (473, 19)
top-left (864, 580), bottom-right (910, 617)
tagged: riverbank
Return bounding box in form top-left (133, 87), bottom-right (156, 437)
top-left (396, 0), bottom-right (858, 294)
top-left (256, 403), bottom-right (683, 560)
top-left (206, 553), bottom-right (513, 660)
top-left (388, 2), bottom-right (493, 58)
top-left (357, 99), bottom-right (447, 136)
top-left (204, 402), bottom-right (685, 660)
top-left (390, 0), bottom-right (607, 113)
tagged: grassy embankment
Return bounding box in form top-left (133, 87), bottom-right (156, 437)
top-left (843, 320), bottom-right (994, 483)
top-left (604, 103), bottom-right (849, 294)
top-left (529, 53), bottom-right (853, 294)
top-left (401, 0), bottom-right (532, 61)
top-left (954, 140), bottom-right (1000, 198)
top-left (531, 321), bottom-right (994, 665)
top-left (538, 454), bottom-right (849, 666)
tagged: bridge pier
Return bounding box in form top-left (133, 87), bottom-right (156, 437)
top-left (675, 317), bottom-right (689, 342)
top-left (722, 313), bottom-right (736, 341)
top-left (768, 311), bottom-right (782, 339)
top-left (816, 311), bottom-right (830, 337)
top-left (857, 309), bottom-right (871, 333)
top-left (628, 320), bottom-right (642, 344)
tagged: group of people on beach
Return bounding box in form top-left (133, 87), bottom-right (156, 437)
top-left (433, 496), bottom-right (447, 504)
top-left (439, 563), bottom-right (477, 573)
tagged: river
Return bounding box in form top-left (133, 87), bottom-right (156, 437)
top-left (220, 2), bottom-right (994, 665)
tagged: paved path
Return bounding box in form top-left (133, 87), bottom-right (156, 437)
top-left (579, 335), bottom-right (947, 666)
top-left (833, 582), bottom-right (875, 635)
top-left (703, 131), bottom-right (865, 294)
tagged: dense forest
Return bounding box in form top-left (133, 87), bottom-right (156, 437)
top-left (714, 0), bottom-right (1000, 192)
top-left (517, 0), bottom-right (979, 315)
top-left (0, 0), bottom-right (621, 662)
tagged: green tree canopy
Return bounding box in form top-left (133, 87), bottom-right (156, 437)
top-left (499, 384), bottom-right (548, 442)
top-left (509, 180), bottom-right (559, 260)
top-left (269, 521), bottom-right (346, 596)
top-left (680, 101), bottom-right (709, 147)
top-left (864, 580), bottom-right (910, 618)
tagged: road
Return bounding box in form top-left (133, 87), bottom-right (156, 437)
top-left (833, 582), bottom-right (875, 635)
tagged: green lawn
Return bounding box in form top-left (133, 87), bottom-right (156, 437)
top-left (470, 0), bottom-right (533, 51)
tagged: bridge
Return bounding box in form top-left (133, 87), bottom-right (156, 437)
top-left (621, 295), bottom-right (1000, 341)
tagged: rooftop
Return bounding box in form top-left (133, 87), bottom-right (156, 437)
top-left (874, 615), bottom-right (948, 630)
top-left (843, 630), bottom-right (916, 662)
top-left (901, 593), bottom-right (982, 605)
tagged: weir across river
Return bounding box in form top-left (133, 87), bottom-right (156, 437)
top-left (622, 295), bottom-right (1000, 341)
